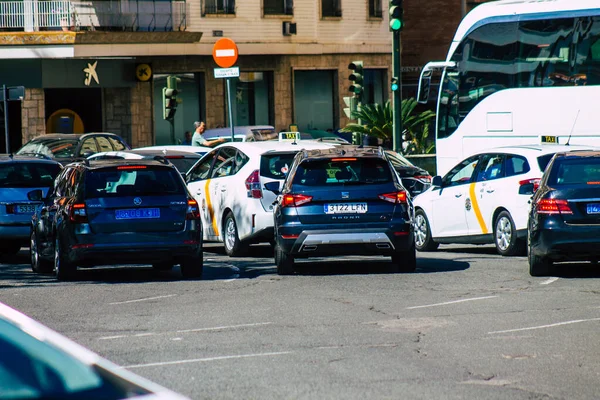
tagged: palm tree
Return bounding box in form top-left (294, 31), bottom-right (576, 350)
top-left (342, 99), bottom-right (436, 154)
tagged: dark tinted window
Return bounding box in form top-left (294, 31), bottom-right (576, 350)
top-left (292, 158), bottom-right (392, 186)
top-left (537, 154), bottom-right (556, 172)
top-left (164, 156), bottom-right (201, 173)
top-left (260, 153), bottom-right (295, 179)
top-left (0, 163), bottom-right (61, 188)
top-left (505, 154), bottom-right (530, 176)
top-left (17, 138), bottom-right (80, 159)
top-left (85, 167), bottom-right (184, 198)
top-left (547, 157), bottom-right (600, 185)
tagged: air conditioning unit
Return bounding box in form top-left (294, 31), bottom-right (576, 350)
top-left (283, 21), bottom-right (297, 36)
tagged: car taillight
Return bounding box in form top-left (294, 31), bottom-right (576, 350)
top-left (5, 205), bottom-right (15, 214)
top-left (536, 198), bottom-right (573, 215)
top-left (117, 165), bottom-right (147, 170)
top-left (378, 191), bottom-right (408, 204)
top-left (281, 194), bottom-right (313, 208)
top-left (519, 178), bottom-right (541, 194)
top-left (186, 199), bottom-right (200, 220)
top-left (69, 203), bottom-right (88, 223)
top-left (245, 170), bottom-right (263, 199)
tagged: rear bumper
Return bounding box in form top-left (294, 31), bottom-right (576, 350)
top-left (277, 228), bottom-right (413, 257)
top-left (530, 221), bottom-right (600, 262)
top-left (0, 223), bottom-right (31, 243)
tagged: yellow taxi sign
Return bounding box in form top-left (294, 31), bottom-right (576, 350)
top-left (279, 131), bottom-right (301, 142)
top-left (540, 135), bottom-right (559, 144)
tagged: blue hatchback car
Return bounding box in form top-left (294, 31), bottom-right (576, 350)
top-left (29, 158), bottom-right (203, 280)
top-left (0, 155), bottom-right (62, 257)
top-left (269, 146), bottom-right (416, 275)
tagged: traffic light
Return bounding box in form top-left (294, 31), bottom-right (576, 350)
top-left (343, 96), bottom-right (357, 119)
top-left (162, 75), bottom-right (180, 121)
top-left (389, 0), bottom-right (404, 32)
top-left (348, 61), bottom-right (363, 101)
top-left (391, 76), bottom-right (399, 92)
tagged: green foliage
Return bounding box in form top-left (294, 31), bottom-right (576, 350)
top-left (341, 98), bottom-right (436, 154)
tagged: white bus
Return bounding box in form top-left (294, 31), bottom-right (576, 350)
top-left (417, 0), bottom-right (600, 175)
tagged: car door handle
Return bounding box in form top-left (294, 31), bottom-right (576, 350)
top-left (455, 193), bottom-right (463, 198)
top-left (220, 188), bottom-right (226, 192)
top-left (486, 189), bottom-right (495, 193)
top-left (196, 191), bottom-right (202, 195)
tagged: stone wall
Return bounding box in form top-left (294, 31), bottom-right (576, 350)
top-left (21, 88), bottom-right (46, 144)
top-left (130, 82), bottom-right (153, 148)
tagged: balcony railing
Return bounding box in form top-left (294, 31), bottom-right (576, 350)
top-left (0, 0), bottom-right (187, 32)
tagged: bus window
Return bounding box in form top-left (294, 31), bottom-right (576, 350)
top-left (437, 71), bottom-right (459, 139)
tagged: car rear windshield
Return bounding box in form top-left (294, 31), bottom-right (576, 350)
top-left (547, 158), bottom-right (600, 185)
top-left (17, 138), bottom-right (80, 159)
top-left (260, 153), bottom-right (295, 179)
top-left (292, 158), bottom-right (393, 186)
top-left (0, 163), bottom-right (61, 188)
top-left (85, 167), bottom-right (185, 198)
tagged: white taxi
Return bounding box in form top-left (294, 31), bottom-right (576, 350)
top-left (413, 144), bottom-right (596, 256)
top-left (185, 134), bottom-right (335, 256)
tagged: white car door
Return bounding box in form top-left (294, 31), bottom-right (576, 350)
top-left (186, 149), bottom-right (219, 241)
top-left (207, 147), bottom-right (239, 241)
top-left (470, 153), bottom-right (503, 236)
top-left (431, 155), bottom-right (482, 238)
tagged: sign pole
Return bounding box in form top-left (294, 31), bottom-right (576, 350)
top-left (3, 85), bottom-right (9, 153)
top-left (226, 78), bottom-right (235, 142)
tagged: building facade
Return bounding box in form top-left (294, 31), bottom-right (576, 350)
top-left (0, 0), bottom-right (493, 151)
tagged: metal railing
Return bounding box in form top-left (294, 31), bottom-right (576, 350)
top-left (0, 0), bottom-right (186, 32)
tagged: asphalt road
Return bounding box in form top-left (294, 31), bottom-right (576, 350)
top-left (1, 243), bottom-right (600, 400)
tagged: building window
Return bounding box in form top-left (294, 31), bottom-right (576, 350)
top-left (369, 0), bottom-right (382, 18)
top-left (264, 0), bottom-right (293, 15)
top-left (204, 0), bottom-right (235, 15)
top-left (322, 0), bottom-right (342, 17)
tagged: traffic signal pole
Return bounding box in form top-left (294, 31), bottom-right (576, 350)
top-left (392, 30), bottom-right (402, 153)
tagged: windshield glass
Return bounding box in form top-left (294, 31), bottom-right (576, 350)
top-left (17, 138), bottom-right (80, 159)
top-left (0, 163), bottom-right (61, 188)
top-left (85, 167), bottom-right (185, 198)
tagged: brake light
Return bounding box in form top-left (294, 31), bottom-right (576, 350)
top-left (378, 191), bottom-right (407, 204)
top-left (69, 203), bottom-right (88, 223)
top-left (117, 165), bottom-right (147, 170)
top-left (536, 198), bottom-right (573, 215)
top-left (186, 199), bottom-right (200, 220)
top-left (281, 194), bottom-right (313, 207)
top-left (331, 158), bottom-right (357, 162)
top-left (519, 178), bottom-right (541, 193)
top-left (245, 170), bottom-right (263, 199)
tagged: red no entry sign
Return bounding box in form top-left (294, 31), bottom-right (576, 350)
top-left (212, 38), bottom-right (239, 68)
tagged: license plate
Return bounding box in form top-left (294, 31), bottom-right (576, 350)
top-left (115, 208), bottom-right (160, 220)
top-left (324, 203), bottom-right (368, 214)
top-left (15, 204), bottom-right (36, 214)
top-left (587, 203), bottom-right (600, 214)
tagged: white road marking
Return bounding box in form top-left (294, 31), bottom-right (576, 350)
top-left (122, 351), bottom-right (292, 369)
top-left (540, 277), bottom-right (559, 285)
top-left (109, 294), bottom-right (177, 305)
top-left (98, 322), bottom-right (272, 340)
top-left (488, 318), bottom-right (600, 334)
top-left (406, 296), bottom-right (498, 310)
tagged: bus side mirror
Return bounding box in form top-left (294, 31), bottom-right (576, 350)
top-left (417, 70), bottom-right (432, 104)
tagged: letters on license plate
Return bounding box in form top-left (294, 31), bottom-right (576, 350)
top-left (115, 208), bottom-right (160, 220)
top-left (586, 203), bottom-right (600, 214)
top-left (324, 203), bottom-right (368, 214)
top-left (15, 204), bottom-right (36, 214)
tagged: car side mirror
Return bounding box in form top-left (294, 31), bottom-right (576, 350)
top-left (431, 176), bottom-right (443, 188)
top-left (264, 181), bottom-right (281, 195)
top-left (27, 189), bottom-right (43, 202)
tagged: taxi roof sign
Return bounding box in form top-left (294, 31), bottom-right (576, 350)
top-left (279, 132), bottom-right (301, 142)
top-left (540, 135), bottom-right (559, 144)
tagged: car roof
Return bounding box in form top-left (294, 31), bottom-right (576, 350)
top-left (29, 133), bottom-right (123, 141)
top-left (127, 149), bottom-right (201, 157)
top-left (300, 145), bottom-right (387, 160)
top-left (551, 150), bottom-right (600, 158)
top-left (85, 158), bottom-right (177, 169)
top-left (0, 154), bottom-right (62, 164)
top-left (472, 144), bottom-right (599, 157)
top-left (135, 145), bottom-right (211, 154)
top-left (213, 140), bottom-right (337, 157)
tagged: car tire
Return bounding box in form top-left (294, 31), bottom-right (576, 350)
top-left (0, 240), bottom-right (21, 256)
top-left (414, 210), bottom-right (439, 252)
top-left (31, 230), bottom-right (53, 273)
top-left (223, 212), bottom-right (247, 257)
top-left (152, 263), bottom-right (173, 271)
top-left (494, 211), bottom-right (525, 256)
top-left (392, 244), bottom-right (417, 273)
top-left (275, 243), bottom-right (294, 275)
top-left (528, 234), bottom-right (553, 277)
top-left (54, 237), bottom-right (76, 281)
top-left (180, 251), bottom-right (203, 280)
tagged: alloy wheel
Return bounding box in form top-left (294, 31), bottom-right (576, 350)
top-left (495, 216), bottom-right (512, 252)
top-left (225, 217), bottom-right (236, 251)
top-left (414, 213), bottom-right (428, 248)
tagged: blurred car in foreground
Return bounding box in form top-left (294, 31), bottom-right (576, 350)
top-left (30, 158), bottom-right (203, 280)
top-left (0, 301), bottom-right (189, 399)
top-left (385, 150), bottom-right (432, 197)
top-left (0, 155), bottom-right (62, 257)
top-left (413, 144), bottom-right (595, 256)
top-left (269, 146), bottom-right (416, 275)
top-left (16, 133), bottom-right (130, 164)
top-left (528, 150), bottom-right (600, 276)
top-left (88, 148), bottom-right (204, 177)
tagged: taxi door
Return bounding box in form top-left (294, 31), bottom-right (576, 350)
top-left (206, 147), bottom-right (239, 241)
top-left (470, 154), bottom-right (504, 236)
top-left (186, 150), bottom-right (219, 241)
top-left (430, 155), bottom-right (481, 238)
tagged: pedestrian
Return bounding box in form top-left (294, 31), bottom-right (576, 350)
top-left (191, 121), bottom-right (225, 147)
top-left (182, 131), bottom-right (192, 145)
